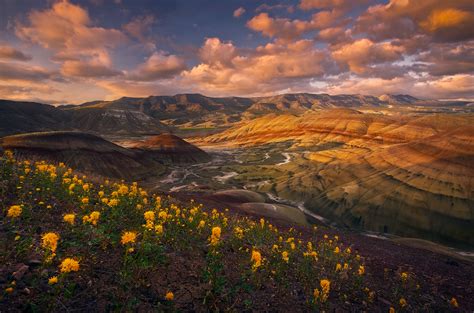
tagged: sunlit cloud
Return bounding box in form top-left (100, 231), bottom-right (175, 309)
top-left (0, 0), bottom-right (471, 103)
top-left (0, 45), bottom-right (32, 61)
top-left (233, 7), bottom-right (246, 18)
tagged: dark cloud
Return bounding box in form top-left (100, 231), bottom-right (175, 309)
top-left (0, 61), bottom-right (61, 82)
top-left (0, 45), bottom-right (32, 61)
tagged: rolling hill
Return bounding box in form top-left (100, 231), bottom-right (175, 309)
top-left (195, 110), bottom-right (474, 246)
top-left (131, 133), bottom-right (211, 164)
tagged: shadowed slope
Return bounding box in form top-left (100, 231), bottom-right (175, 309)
top-left (1, 131), bottom-right (165, 180)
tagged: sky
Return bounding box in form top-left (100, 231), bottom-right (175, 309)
top-left (0, 0), bottom-right (473, 104)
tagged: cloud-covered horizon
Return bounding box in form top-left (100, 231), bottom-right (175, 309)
top-left (0, 0), bottom-right (473, 104)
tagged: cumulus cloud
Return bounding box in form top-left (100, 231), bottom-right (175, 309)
top-left (331, 38), bottom-right (405, 73)
top-left (317, 26), bottom-right (351, 45)
top-left (247, 10), bottom-right (346, 41)
top-left (15, 0), bottom-right (126, 79)
top-left (233, 7), bottom-right (246, 18)
top-left (0, 61), bottom-right (60, 82)
top-left (127, 51), bottom-right (187, 81)
top-left (16, 1), bottom-right (126, 51)
top-left (247, 13), bottom-right (312, 41)
top-left (318, 73), bottom-right (474, 100)
top-left (183, 37), bottom-right (331, 95)
top-left (199, 38), bottom-right (237, 66)
top-left (355, 0), bottom-right (474, 42)
top-left (0, 45), bottom-right (31, 61)
top-left (416, 42), bottom-right (474, 76)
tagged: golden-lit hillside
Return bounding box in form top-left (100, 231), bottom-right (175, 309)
top-left (195, 111), bottom-right (474, 245)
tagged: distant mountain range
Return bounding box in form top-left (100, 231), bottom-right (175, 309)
top-left (1, 93), bottom-right (472, 137)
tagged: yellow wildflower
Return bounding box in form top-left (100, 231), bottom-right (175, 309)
top-left (82, 184), bottom-right (89, 191)
top-left (41, 232), bottom-right (59, 253)
top-left (401, 272), bottom-right (408, 282)
top-left (48, 276), bottom-right (58, 285)
top-left (389, 307), bottom-right (395, 313)
top-left (7, 205), bottom-right (22, 218)
top-left (399, 298), bottom-right (407, 307)
top-left (83, 211), bottom-right (100, 225)
top-left (165, 291), bottom-right (174, 301)
top-left (108, 198), bottom-right (119, 207)
top-left (334, 246), bottom-right (340, 254)
top-left (320, 279), bottom-right (330, 295)
top-left (313, 288), bottom-right (320, 301)
top-left (144, 211), bottom-right (155, 229)
top-left (282, 251), bottom-right (289, 263)
top-left (450, 297), bottom-right (458, 308)
top-left (234, 227), bottom-right (244, 239)
top-left (358, 265), bottom-right (365, 275)
top-left (63, 213), bottom-right (76, 225)
top-left (209, 226), bottom-right (221, 246)
top-left (118, 185), bottom-right (129, 195)
top-left (59, 258), bottom-right (80, 273)
top-left (155, 224), bottom-right (164, 235)
top-left (121, 231), bottom-right (137, 245)
top-left (5, 287), bottom-right (13, 293)
top-left (335, 263), bottom-right (342, 272)
top-left (81, 197), bottom-right (89, 204)
top-left (251, 250), bottom-right (262, 271)
top-left (198, 220), bottom-right (206, 229)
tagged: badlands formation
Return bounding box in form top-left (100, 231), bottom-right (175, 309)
top-left (197, 110), bottom-right (474, 246)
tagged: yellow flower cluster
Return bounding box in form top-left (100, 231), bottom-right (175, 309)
top-left (251, 250), bottom-right (262, 271)
top-left (7, 205), bottom-right (22, 218)
top-left (41, 232), bottom-right (59, 253)
top-left (121, 231), bottom-right (137, 245)
top-left (314, 279), bottom-right (330, 303)
top-left (48, 276), bottom-right (58, 285)
top-left (144, 211), bottom-right (155, 229)
top-left (234, 227), bottom-right (244, 239)
top-left (209, 226), bottom-right (221, 246)
top-left (59, 258), bottom-right (80, 273)
top-left (165, 291), bottom-right (174, 301)
top-left (82, 211), bottom-right (100, 225)
top-left (63, 213), bottom-right (76, 225)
